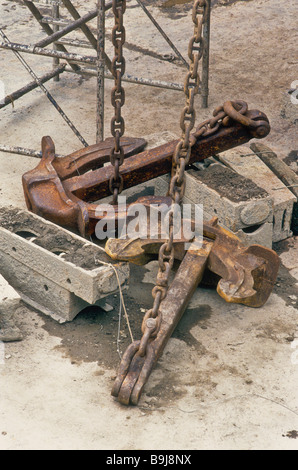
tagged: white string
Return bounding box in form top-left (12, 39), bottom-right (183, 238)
top-left (91, 242), bottom-right (135, 358)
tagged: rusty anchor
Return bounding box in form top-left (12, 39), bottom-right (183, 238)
top-left (21, 100), bottom-right (278, 405)
top-left (19, 0), bottom-right (276, 407)
top-left (22, 100), bottom-right (270, 238)
top-left (106, 216), bottom-right (280, 309)
top-left (107, 216), bottom-right (279, 405)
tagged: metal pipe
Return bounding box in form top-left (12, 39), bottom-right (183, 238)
top-left (33, 0), bottom-right (62, 6)
top-left (52, 2), bottom-right (60, 82)
top-left (0, 28), bottom-right (89, 148)
top-left (61, 0), bottom-right (112, 73)
top-left (23, 0), bottom-right (80, 72)
top-left (120, 72), bottom-right (184, 91)
top-left (97, 0), bottom-right (105, 143)
top-left (0, 144), bottom-right (63, 159)
top-left (0, 46), bottom-right (185, 92)
top-left (135, 0), bottom-right (188, 68)
top-left (56, 38), bottom-right (94, 50)
top-left (64, 66), bottom-right (184, 91)
top-left (0, 64), bottom-right (66, 110)
top-left (0, 42), bottom-right (97, 65)
top-left (40, 17), bottom-right (72, 27)
top-left (201, 0), bottom-right (211, 108)
top-left (35, 8), bottom-right (98, 49)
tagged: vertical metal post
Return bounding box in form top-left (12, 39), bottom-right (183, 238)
top-left (201, 0), bottom-right (211, 108)
top-left (97, 0), bottom-right (105, 143)
top-left (52, 2), bottom-right (60, 82)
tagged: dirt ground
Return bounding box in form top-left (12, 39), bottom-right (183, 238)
top-left (0, 0), bottom-right (297, 451)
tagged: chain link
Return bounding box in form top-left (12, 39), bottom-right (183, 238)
top-left (137, 0), bottom-right (208, 358)
top-left (110, 0), bottom-right (126, 204)
top-left (192, 99), bottom-right (249, 141)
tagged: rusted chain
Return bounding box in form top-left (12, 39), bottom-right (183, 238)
top-left (109, 0), bottom-right (126, 205)
top-left (137, 0), bottom-right (209, 359)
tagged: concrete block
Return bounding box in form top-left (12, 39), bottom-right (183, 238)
top-left (155, 163), bottom-right (274, 247)
top-left (184, 194), bottom-right (273, 249)
top-left (218, 146), bottom-right (296, 242)
top-left (0, 208), bottom-right (130, 323)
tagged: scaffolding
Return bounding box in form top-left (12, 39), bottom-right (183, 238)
top-left (0, 0), bottom-right (211, 157)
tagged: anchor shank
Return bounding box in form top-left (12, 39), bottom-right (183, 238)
top-left (112, 240), bottom-right (213, 405)
top-left (63, 123), bottom-right (255, 202)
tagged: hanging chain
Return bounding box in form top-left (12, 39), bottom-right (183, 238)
top-left (110, 0), bottom-right (126, 205)
top-left (136, 0), bottom-right (208, 358)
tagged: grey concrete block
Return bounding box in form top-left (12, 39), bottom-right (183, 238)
top-left (0, 208), bottom-right (130, 323)
top-left (250, 143), bottom-right (298, 235)
top-left (184, 195), bottom-right (273, 249)
top-left (155, 164), bottom-right (273, 231)
top-left (0, 253), bottom-right (91, 323)
top-left (218, 146), bottom-right (296, 242)
top-left (155, 163), bottom-right (274, 247)
top-left (155, 176), bottom-right (274, 248)
top-left (281, 88), bottom-right (298, 125)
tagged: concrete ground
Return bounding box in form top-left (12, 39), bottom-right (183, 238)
top-left (0, 0), bottom-right (297, 450)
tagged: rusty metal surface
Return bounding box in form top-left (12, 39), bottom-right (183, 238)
top-left (108, 217), bottom-right (279, 405)
top-left (111, 240), bottom-right (213, 405)
top-left (22, 136), bottom-right (147, 237)
top-left (21, 100), bottom-right (275, 407)
top-left (202, 218), bottom-right (280, 308)
top-left (134, 0), bottom-right (210, 371)
top-left (22, 101), bottom-right (270, 237)
top-left (53, 136), bottom-right (147, 180)
top-left (63, 115), bottom-right (269, 202)
top-left (106, 217), bottom-right (280, 308)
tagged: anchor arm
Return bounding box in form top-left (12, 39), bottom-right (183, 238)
top-left (52, 136), bottom-right (147, 180)
top-left (22, 101), bottom-right (270, 237)
top-left (105, 217), bottom-right (280, 308)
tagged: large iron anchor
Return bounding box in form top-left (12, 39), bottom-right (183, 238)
top-left (21, 100), bottom-right (274, 406)
top-left (22, 101), bottom-right (270, 237)
top-left (107, 222), bottom-right (279, 405)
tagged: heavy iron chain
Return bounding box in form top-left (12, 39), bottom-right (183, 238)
top-left (137, 0), bottom-right (209, 358)
top-left (110, 0), bottom-right (126, 205)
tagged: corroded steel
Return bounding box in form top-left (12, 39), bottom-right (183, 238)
top-left (22, 101), bottom-right (270, 238)
top-left (108, 217), bottom-right (279, 405)
top-left (111, 240), bottom-right (213, 405)
top-left (106, 216), bottom-right (280, 309)
top-left (109, 0), bottom-right (127, 204)
top-left (141, 0), bottom-right (209, 364)
top-left (21, 101), bottom-right (274, 407)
